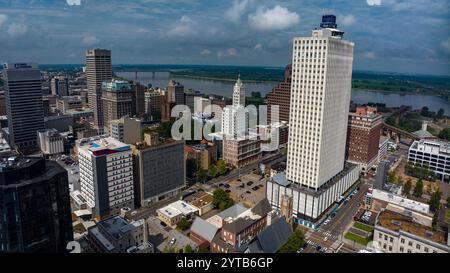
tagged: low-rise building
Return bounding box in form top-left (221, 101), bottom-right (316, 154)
top-left (88, 216), bottom-right (153, 253)
top-left (185, 140), bottom-right (218, 171)
top-left (210, 199), bottom-right (273, 253)
top-left (245, 216), bottom-right (293, 253)
top-left (156, 200), bottom-right (198, 228)
top-left (190, 217), bottom-right (219, 249)
top-left (110, 117), bottom-right (142, 144)
top-left (186, 192), bottom-right (214, 216)
top-left (408, 139), bottom-right (450, 183)
top-left (374, 210), bottom-right (450, 253)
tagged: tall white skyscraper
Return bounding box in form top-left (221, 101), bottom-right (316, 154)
top-left (286, 23), bottom-right (354, 189)
top-left (222, 76), bottom-right (248, 139)
top-left (267, 15), bottom-right (360, 226)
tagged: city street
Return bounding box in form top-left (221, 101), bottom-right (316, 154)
top-left (301, 181), bottom-right (370, 253)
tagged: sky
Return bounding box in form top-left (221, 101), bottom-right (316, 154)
top-left (0, 0), bottom-right (449, 76)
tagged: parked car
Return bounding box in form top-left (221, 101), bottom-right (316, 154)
top-left (224, 184), bottom-right (230, 189)
top-left (246, 191), bottom-right (251, 194)
top-left (247, 181), bottom-right (254, 186)
top-left (225, 189), bottom-right (231, 193)
top-left (160, 221), bottom-right (167, 227)
top-left (170, 238), bottom-right (176, 245)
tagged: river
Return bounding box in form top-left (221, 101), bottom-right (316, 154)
top-left (116, 71), bottom-right (450, 112)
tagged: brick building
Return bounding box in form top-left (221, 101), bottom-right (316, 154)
top-left (346, 106), bottom-right (382, 173)
top-left (267, 64), bottom-right (292, 123)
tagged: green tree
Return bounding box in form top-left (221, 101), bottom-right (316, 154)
top-left (196, 247), bottom-right (209, 253)
top-left (413, 179), bottom-right (424, 198)
top-left (208, 164), bottom-right (218, 178)
top-left (428, 190), bottom-right (442, 212)
top-left (197, 169), bottom-right (207, 183)
top-left (278, 229), bottom-right (305, 253)
top-left (437, 108), bottom-right (444, 119)
top-left (397, 176), bottom-right (404, 186)
top-left (216, 159), bottom-right (228, 175)
top-left (438, 128), bottom-right (450, 141)
top-left (403, 179), bottom-right (412, 196)
top-left (177, 217), bottom-right (192, 231)
top-left (421, 106), bottom-right (430, 117)
top-left (213, 188), bottom-right (234, 211)
top-left (163, 246), bottom-right (177, 253)
top-left (184, 245), bottom-right (194, 253)
top-left (387, 171), bottom-right (397, 184)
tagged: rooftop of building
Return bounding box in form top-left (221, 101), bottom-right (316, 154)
top-left (190, 217), bottom-right (219, 242)
top-left (271, 162), bottom-right (359, 196)
top-left (370, 188), bottom-right (430, 215)
top-left (102, 78), bottom-right (132, 92)
top-left (410, 139), bottom-right (450, 154)
top-left (222, 199), bottom-right (272, 234)
top-left (97, 216), bottom-right (143, 241)
top-left (246, 216), bottom-right (293, 253)
top-left (77, 136), bottom-right (130, 155)
top-left (188, 192), bottom-right (214, 208)
top-left (157, 200), bottom-right (198, 218)
top-left (376, 210), bottom-right (448, 246)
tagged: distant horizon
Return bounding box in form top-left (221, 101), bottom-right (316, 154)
top-left (37, 63), bottom-right (450, 78)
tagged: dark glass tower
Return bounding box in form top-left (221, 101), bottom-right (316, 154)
top-left (0, 157), bottom-right (73, 252)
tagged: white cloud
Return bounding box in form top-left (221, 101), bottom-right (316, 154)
top-left (200, 49), bottom-right (211, 55)
top-left (442, 38), bottom-right (450, 52)
top-left (254, 43), bottom-right (263, 51)
top-left (167, 16), bottom-right (196, 38)
top-left (228, 48), bottom-right (237, 56)
top-left (66, 0), bottom-right (81, 6)
top-left (248, 5), bottom-right (300, 31)
top-left (0, 14), bottom-right (7, 29)
top-left (7, 23), bottom-right (27, 36)
top-left (367, 0), bottom-right (381, 6)
top-left (341, 15), bottom-right (356, 27)
top-left (217, 48), bottom-right (238, 58)
top-left (225, 0), bottom-right (251, 24)
top-left (82, 35), bottom-right (99, 46)
top-left (363, 52), bottom-right (376, 59)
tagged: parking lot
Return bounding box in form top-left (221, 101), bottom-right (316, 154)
top-left (216, 173), bottom-right (266, 207)
top-left (147, 216), bottom-right (197, 252)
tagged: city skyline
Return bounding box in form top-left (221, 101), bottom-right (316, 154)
top-left (0, 0), bottom-right (449, 76)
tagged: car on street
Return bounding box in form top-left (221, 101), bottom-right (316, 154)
top-left (330, 212), bottom-right (336, 218)
top-left (316, 246), bottom-right (322, 252)
top-left (218, 183), bottom-right (224, 187)
top-left (160, 221), bottom-right (167, 227)
top-left (297, 248), bottom-right (304, 253)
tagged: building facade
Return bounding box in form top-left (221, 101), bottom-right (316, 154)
top-left (267, 64), bottom-right (292, 123)
top-left (78, 136), bottom-right (134, 221)
top-left (0, 157), bottom-right (73, 252)
top-left (223, 138), bottom-right (261, 169)
top-left (132, 132), bottom-right (185, 207)
top-left (3, 63), bottom-right (45, 150)
top-left (101, 79), bottom-right (134, 133)
top-left (408, 140), bottom-right (450, 183)
top-left (167, 80), bottom-right (185, 105)
top-left (346, 106), bottom-right (382, 173)
top-left (267, 15), bottom-right (359, 226)
top-left (85, 49), bottom-right (112, 131)
top-left (51, 76), bottom-right (69, 97)
top-left (37, 128), bottom-right (64, 155)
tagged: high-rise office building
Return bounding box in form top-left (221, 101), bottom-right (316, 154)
top-left (101, 79), bottom-right (134, 133)
top-left (267, 64), bottom-right (292, 123)
top-left (346, 106), bottom-right (382, 173)
top-left (267, 16), bottom-right (359, 227)
top-left (85, 49), bottom-right (112, 132)
top-left (133, 82), bottom-right (146, 117)
top-left (2, 63), bottom-right (45, 150)
top-left (78, 136), bottom-right (134, 221)
top-left (167, 80), bottom-right (185, 105)
top-left (0, 157), bottom-right (73, 252)
top-left (51, 76), bottom-right (69, 97)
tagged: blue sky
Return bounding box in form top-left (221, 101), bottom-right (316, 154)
top-left (0, 0), bottom-right (449, 75)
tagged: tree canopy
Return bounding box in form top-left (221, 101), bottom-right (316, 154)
top-left (278, 229), bottom-right (305, 253)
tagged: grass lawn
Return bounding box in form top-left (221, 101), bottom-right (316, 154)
top-left (354, 222), bottom-right (374, 233)
top-left (445, 209), bottom-right (450, 223)
top-left (345, 232), bottom-right (372, 246)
